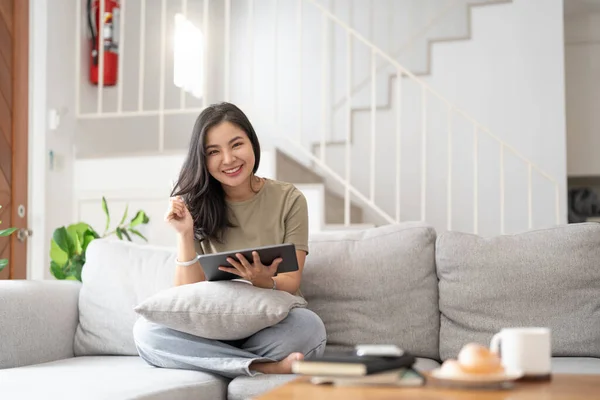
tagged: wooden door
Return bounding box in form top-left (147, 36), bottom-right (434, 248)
top-left (0, 0), bottom-right (28, 279)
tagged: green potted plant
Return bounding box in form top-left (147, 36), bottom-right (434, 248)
top-left (0, 205), bottom-right (17, 272)
top-left (50, 197), bottom-right (150, 281)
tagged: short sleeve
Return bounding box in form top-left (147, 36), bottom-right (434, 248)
top-left (283, 189), bottom-right (309, 254)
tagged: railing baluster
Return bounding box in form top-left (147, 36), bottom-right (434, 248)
top-left (320, 2), bottom-right (327, 162)
top-left (138, 0), bottom-right (146, 111)
top-left (298, 0), bottom-right (303, 143)
top-left (179, 0), bottom-right (187, 110)
top-left (248, 0), bottom-right (254, 106)
top-left (345, 31), bottom-right (352, 226)
top-left (395, 71), bottom-right (402, 223)
top-left (500, 144), bottom-right (505, 234)
top-left (421, 86), bottom-right (427, 222)
top-left (528, 163), bottom-right (533, 229)
top-left (97, 0), bottom-right (105, 114)
top-left (473, 123), bottom-right (478, 234)
top-left (224, 0), bottom-right (231, 101)
top-left (158, 0), bottom-right (166, 152)
top-left (447, 107), bottom-right (453, 231)
top-left (370, 48), bottom-right (376, 202)
top-left (273, 0), bottom-right (278, 127)
top-left (203, 0), bottom-right (209, 108)
top-left (117, 0), bottom-right (126, 113)
top-left (75, 0), bottom-right (81, 116)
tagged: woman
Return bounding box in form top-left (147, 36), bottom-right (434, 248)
top-left (133, 102), bottom-right (327, 378)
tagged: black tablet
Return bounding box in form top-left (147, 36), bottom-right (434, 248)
top-left (197, 243), bottom-right (299, 281)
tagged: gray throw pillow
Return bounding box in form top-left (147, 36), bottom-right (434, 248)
top-left (134, 281), bottom-right (307, 340)
top-left (436, 222), bottom-right (600, 360)
top-left (301, 222), bottom-right (440, 360)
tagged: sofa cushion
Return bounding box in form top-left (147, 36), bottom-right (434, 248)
top-left (436, 223), bottom-right (600, 361)
top-left (301, 222), bottom-right (440, 360)
top-left (75, 239), bottom-right (178, 355)
top-left (134, 280), bottom-right (307, 340)
top-left (0, 356), bottom-right (227, 400)
top-left (227, 375), bottom-right (298, 400)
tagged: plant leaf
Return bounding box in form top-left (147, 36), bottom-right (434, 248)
top-left (116, 227), bottom-right (123, 240)
top-left (121, 229), bottom-right (132, 242)
top-left (71, 257), bottom-right (84, 282)
top-left (102, 197), bottom-right (110, 233)
top-left (0, 227), bottom-right (17, 237)
top-left (52, 227), bottom-right (75, 257)
top-left (88, 228), bottom-right (100, 239)
top-left (82, 229), bottom-right (96, 252)
top-left (67, 223), bottom-right (94, 255)
top-left (50, 238), bottom-right (69, 267)
top-left (129, 211), bottom-right (150, 228)
top-left (129, 228), bottom-right (148, 242)
top-left (72, 232), bottom-right (82, 255)
top-left (67, 222), bottom-right (91, 239)
top-left (0, 258), bottom-right (7, 272)
top-left (119, 204), bottom-right (129, 226)
top-left (50, 260), bottom-right (66, 280)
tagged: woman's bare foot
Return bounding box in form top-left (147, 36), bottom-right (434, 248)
top-left (249, 353), bottom-right (304, 374)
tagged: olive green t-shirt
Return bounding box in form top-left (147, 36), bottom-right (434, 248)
top-left (194, 178), bottom-right (309, 260)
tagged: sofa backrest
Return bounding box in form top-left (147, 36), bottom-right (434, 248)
top-left (436, 222), bottom-right (600, 360)
top-left (301, 222), bottom-right (440, 361)
top-left (74, 223), bottom-right (441, 360)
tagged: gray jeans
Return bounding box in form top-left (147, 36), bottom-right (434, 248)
top-left (133, 308), bottom-right (327, 379)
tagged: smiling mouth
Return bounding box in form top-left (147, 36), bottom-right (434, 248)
top-left (223, 165), bottom-right (242, 174)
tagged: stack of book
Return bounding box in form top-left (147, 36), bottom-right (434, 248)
top-left (291, 351), bottom-right (425, 387)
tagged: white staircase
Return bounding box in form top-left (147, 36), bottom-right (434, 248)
top-left (270, 0), bottom-right (560, 235)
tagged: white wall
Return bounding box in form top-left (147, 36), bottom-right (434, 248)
top-left (33, 0), bottom-right (79, 279)
top-left (564, 12), bottom-right (600, 177)
top-left (28, 0), bottom-right (48, 280)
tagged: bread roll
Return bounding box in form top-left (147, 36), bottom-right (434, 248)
top-left (457, 343), bottom-right (504, 374)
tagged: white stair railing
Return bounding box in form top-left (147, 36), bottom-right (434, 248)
top-left (332, 0), bottom-right (465, 112)
top-left (298, 0), bottom-right (559, 232)
top-left (74, 0), bottom-right (559, 234)
top-left (332, 0), bottom-right (513, 113)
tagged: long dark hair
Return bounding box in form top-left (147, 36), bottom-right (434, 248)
top-left (171, 102), bottom-right (261, 242)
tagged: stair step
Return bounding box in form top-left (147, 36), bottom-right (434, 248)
top-left (275, 149), bottom-right (364, 225)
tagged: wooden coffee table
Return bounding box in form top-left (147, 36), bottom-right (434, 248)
top-left (257, 374), bottom-right (600, 399)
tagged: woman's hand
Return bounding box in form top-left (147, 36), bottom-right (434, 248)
top-left (219, 252), bottom-right (283, 288)
top-left (165, 196), bottom-right (194, 237)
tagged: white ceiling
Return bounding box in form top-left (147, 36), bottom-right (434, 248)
top-left (564, 0), bottom-right (600, 16)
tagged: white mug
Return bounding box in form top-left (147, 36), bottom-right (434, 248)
top-left (490, 327), bottom-right (551, 379)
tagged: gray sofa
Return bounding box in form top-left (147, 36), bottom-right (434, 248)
top-left (1, 221), bottom-right (599, 399)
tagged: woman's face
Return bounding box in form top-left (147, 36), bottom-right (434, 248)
top-left (204, 121), bottom-right (256, 189)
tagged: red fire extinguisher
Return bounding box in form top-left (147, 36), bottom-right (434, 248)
top-left (88, 0), bottom-right (120, 86)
